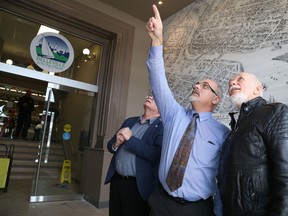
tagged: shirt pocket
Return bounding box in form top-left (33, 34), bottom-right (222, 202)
top-left (193, 140), bottom-right (220, 166)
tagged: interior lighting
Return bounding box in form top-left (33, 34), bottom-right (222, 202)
top-left (6, 59), bottom-right (13, 65)
top-left (82, 48), bottom-right (96, 62)
top-left (83, 48), bottom-right (90, 55)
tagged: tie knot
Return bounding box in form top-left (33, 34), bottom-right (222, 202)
top-left (193, 113), bottom-right (199, 118)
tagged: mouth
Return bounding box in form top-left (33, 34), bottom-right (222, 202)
top-left (192, 90), bottom-right (199, 96)
top-left (229, 86), bottom-right (241, 95)
top-left (146, 99), bottom-right (152, 104)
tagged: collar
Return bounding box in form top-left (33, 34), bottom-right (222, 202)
top-left (191, 110), bottom-right (212, 122)
top-left (240, 96), bottom-right (266, 114)
top-left (139, 115), bottom-right (159, 125)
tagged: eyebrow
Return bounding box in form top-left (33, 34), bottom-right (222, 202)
top-left (203, 81), bottom-right (218, 96)
top-left (229, 76), bottom-right (243, 82)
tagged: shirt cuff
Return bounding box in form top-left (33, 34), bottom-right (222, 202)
top-left (112, 145), bottom-right (118, 151)
top-left (149, 45), bottom-right (163, 59)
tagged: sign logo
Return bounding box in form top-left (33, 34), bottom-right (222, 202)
top-left (30, 32), bottom-right (74, 73)
top-left (62, 132), bottom-right (71, 140)
top-left (63, 124), bottom-right (72, 132)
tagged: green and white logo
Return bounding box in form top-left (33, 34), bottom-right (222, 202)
top-left (30, 32), bottom-right (74, 73)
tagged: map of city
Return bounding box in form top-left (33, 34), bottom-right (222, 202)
top-left (162, 0), bottom-right (288, 125)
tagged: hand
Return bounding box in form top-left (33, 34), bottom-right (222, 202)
top-left (119, 127), bottom-right (132, 141)
top-left (146, 4), bottom-right (163, 46)
top-left (114, 127), bottom-right (133, 148)
top-left (115, 133), bottom-right (125, 148)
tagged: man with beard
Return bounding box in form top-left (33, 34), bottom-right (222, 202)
top-left (146, 5), bottom-right (230, 216)
top-left (218, 72), bottom-right (288, 215)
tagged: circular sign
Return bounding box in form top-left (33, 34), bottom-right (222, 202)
top-left (63, 124), bottom-right (72, 132)
top-left (62, 132), bottom-right (71, 140)
top-left (30, 32), bottom-right (74, 73)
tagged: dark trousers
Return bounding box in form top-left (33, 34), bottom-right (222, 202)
top-left (109, 173), bottom-right (149, 216)
top-left (33, 129), bottom-right (41, 141)
top-left (148, 184), bottom-right (215, 216)
top-left (15, 114), bottom-right (31, 138)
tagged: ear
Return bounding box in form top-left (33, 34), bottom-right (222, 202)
top-left (212, 95), bottom-right (220, 105)
top-left (254, 85), bottom-right (263, 96)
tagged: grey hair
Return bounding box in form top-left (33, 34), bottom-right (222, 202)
top-left (247, 73), bottom-right (263, 96)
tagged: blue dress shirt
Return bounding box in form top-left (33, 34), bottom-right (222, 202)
top-left (115, 116), bottom-right (157, 176)
top-left (146, 46), bottom-right (230, 215)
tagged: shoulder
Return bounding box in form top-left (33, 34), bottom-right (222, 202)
top-left (153, 116), bottom-right (163, 123)
top-left (123, 116), bottom-right (139, 125)
top-left (261, 103), bottom-right (288, 126)
top-left (208, 118), bottom-right (230, 135)
top-left (151, 117), bottom-right (164, 129)
top-left (125, 116), bottom-right (139, 121)
top-left (259, 102), bottom-right (288, 117)
top-left (266, 102), bottom-right (288, 110)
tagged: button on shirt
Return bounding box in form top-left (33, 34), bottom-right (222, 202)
top-left (115, 116), bottom-right (158, 177)
top-left (146, 46), bottom-right (230, 203)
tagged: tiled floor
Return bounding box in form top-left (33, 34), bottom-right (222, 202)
top-left (0, 179), bottom-right (109, 216)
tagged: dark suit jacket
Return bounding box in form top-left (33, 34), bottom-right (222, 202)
top-left (104, 116), bottom-right (163, 201)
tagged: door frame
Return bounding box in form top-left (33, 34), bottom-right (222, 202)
top-left (0, 0), bottom-right (135, 206)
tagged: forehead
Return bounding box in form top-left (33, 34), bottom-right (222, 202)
top-left (200, 79), bottom-right (216, 86)
top-left (230, 73), bottom-right (250, 81)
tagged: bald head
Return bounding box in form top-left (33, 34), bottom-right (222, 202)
top-left (228, 72), bottom-right (263, 107)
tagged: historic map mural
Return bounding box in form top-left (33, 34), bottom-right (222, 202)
top-left (162, 0), bottom-right (288, 125)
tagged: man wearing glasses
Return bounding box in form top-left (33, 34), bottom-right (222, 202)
top-left (145, 5), bottom-right (230, 216)
top-left (105, 95), bottom-right (163, 216)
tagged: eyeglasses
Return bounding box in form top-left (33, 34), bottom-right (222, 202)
top-left (194, 82), bottom-right (218, 96)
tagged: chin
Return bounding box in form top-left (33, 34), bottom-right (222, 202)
top-left (189, 95), bottom-right (197, 103)
top-left (230, 93), bottom-right (248, 106)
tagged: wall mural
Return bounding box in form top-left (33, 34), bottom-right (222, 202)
top-left (162, 0), bottom-right (288, 125)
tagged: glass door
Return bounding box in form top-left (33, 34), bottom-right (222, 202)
top-left (0, 5), bottom-right (103, 203)
top-left (30, 83), bottom-right (95, 202)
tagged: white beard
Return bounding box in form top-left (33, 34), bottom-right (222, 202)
top-left (189, 95), bottom-right (197, 103)
top-left (230, 93), bottom-right (248, 106)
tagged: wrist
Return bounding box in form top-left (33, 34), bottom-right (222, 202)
top-left (151, 38), bottom-right (162, 46)
top-left (112, 143), bottom-right (118, 151)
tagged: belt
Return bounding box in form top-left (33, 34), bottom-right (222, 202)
top-left (159, 184), bottom-right (210, 204)
top-left (115, 172), bottom-right (136, 179)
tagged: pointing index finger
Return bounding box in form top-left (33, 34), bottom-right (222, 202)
top-left (152, 4), bottom-right (161, 20)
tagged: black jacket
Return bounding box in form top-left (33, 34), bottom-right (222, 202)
top-left (219, 97), bottom-right (288, 216)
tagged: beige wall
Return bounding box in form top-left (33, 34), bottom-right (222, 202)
top-left (75, 0), bottom-right (151, 118)
top-left (72, 0), bottom-right (153, 207)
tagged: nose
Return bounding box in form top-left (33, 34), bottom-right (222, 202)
top-left (193, 83), bottom-right (200, 90)
top-left (229, 79), bottom-right (236, 87)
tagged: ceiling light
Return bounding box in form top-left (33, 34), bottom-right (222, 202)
top-left (83, 48), bottom-right (90, 55)
top-left (6, 59), bottom-right (13, 65)
top-left (82, 48), bottom-right (96, 62)
top-left (158, 1), bottom-right (163, 5)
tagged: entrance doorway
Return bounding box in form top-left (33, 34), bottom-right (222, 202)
top-left (30, 83), bottom-right (95, 202)
top-left (0, 68), bottom-right (96, 202)
top-left (0, 9), bottom-right (99, 202)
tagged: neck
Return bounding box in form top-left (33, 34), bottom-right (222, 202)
top-left (192, 104), bottom-right (214, 113)
top-left (143, 111), bottom-right (160, 120)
